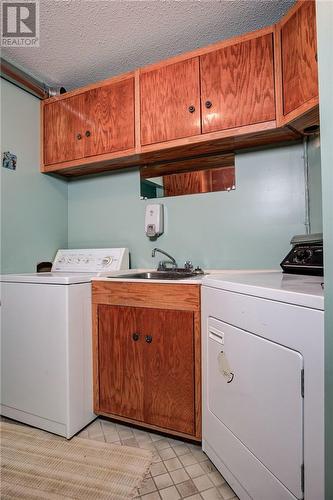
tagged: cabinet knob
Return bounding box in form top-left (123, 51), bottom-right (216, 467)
top-left (132, 333), bottom-right (140, 341)
top-left (205, 100), bottom-right (213, 109)
top-left (188, 105), bottom-right (195, 114)
top-left (77, 133), bottom-right (82, 140)
top-left (85, 130), bottom-right (91, 137)
top-left (145, 335), bottom-right (153, 344)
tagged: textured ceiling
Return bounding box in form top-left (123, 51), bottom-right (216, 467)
top-left (2, 0), bottom-right (295, 91)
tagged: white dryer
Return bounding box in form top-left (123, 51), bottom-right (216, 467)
top-left (0, 248), bottom-right (129, 438)
top-left (201, 272), bottom-right (324, 500)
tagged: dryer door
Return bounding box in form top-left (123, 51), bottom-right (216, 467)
top-left (208, 317), bottom-right (303, 499)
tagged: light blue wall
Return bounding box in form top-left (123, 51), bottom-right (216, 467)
top-left (68, 143), bottom-right (307, 270)
top-left (0, 80), bottom-right (68, 273)
top-left (316, 1), bottom-right (333, 498)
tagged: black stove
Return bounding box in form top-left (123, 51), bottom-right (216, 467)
top-left (280, 233), bottom-right (323, 276)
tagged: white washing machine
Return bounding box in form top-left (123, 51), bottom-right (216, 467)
top-left (201, 272), bottom-right (324, 500)
top-left (0, 248), bottom-right (129, 438)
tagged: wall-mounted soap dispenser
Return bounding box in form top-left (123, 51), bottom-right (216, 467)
top-left (145, 204), bottom-right (164, 238)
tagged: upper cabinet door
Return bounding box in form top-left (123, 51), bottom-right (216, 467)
top-left (280, 1), bottom-right (318, 117)
top-left (43, 94), bottom-right (85, 165)
top-left (84, 78), bottom-right (135, 157)
top-left (200, 33), bottom-right (275, 133)
top-left (140, 58), bottom-right (201, 145)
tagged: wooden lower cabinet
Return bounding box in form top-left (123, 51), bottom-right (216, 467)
top-left (93, 282), bottom-right (201, 440)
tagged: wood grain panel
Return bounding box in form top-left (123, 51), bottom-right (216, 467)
top-left (163, 171), bottom-right (207, 197)
top-left (43, 124), bottom-right (300, 177)
top-left (210, 166), bottom-right (235, 192)
top-left (92, 281), bottom-right (200, 311)
top-left (143, 308), bottom-right (195, 435)
top-left (200, 33), bottom-right (275, 133)
top-left (84, 78), bottom-right (135, 157)
top-left (281, 0), bottom-right (318, 116)
top-left (92, 303), bottom-right (100, 411)
top-left (139, 124), bottom-right (300, 163)
top-left (140, 58), bottom-right (201, 145)
top-left (162, 166), bottom-right (235, 197)
top-left (42, 149), bottom-right (139, 176)
top-left (134, 69), bottom-right (142, 153)
top-left (193, 310), bottom-right (202, 438)
top-left (141, 153), bottom-right (235, 178)
top-left (43, 94), bottom-right (85, 165)
top-left (98, 305), bottom-right (145, 420)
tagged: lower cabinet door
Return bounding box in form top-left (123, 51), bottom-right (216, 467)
top-left (98, 305), bottom-right (195, 435)
top-left (98, 304), bottom-right (145, 421)
top-left (142, 307), bottom-right (195, 435)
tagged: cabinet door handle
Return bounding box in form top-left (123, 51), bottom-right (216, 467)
top-left (188, 105), bottom-right (195, 113)
top-left (205, 100), bottom-right (212, 109)
top-left (145, 335), bottom-right (153, 344)
top-left (132, 333), bottom-right (140, 341)
top-left (85, 130), bottom-right (91, 137)
top-left (77, 133), bottom-right (82, 140)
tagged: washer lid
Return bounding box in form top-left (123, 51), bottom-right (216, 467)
top-left (0, 272), bottom-right (97, 285)
top-left (202, 272), bottom-right (324, 310)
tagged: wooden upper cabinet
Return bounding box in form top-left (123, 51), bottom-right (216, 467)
top-left (200, 33), bottom-right (276, 133)
top-left (140, 58), bottom-right (201, 145)
top-left (42, 2), bottom-right (315, 177)
top-left (279, 0), bottom-right (318, 118)
top-left (43, 94), bottom-right (85, 165)
top-left (84, 78), bottom-right (135, 157)
top-left (43, 76), bottom-right (135, 166)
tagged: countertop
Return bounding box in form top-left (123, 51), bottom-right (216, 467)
top-left (92, 268), bottom-right (278, 285)
top-left (93, 269), bottom-right (325, 310)
top-left (203, 271), bottom-right (324, 310)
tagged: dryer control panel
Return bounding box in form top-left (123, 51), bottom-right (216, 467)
top-left (52, 248), bottom-right (129, 273)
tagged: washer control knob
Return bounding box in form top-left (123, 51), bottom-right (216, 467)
top-left (102, 256), bottom-right (113, 267)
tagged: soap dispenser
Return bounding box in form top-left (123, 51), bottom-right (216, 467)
top-left (145, 204), bottom-right (164, 238)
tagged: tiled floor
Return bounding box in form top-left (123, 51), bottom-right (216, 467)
top-left (78, 418), bottom-right (239, 500)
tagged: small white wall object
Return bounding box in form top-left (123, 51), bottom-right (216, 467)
top-left (145, 204), bottom-right (164, 238)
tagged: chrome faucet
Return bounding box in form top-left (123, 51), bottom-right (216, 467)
top-left (152, 248), bottom-right (178, 271)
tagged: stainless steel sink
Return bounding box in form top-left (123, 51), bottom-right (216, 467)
top-left (111, 271), bottom-right (202, 280)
